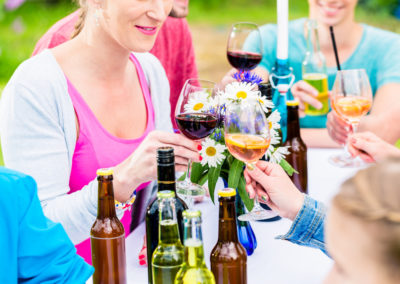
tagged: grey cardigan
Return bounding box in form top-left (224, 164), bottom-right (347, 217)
top-left (0, 50), bottom-right (172, 244)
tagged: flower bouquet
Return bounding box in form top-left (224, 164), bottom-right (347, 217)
top-left (179, 72), bottom-right (296, 211)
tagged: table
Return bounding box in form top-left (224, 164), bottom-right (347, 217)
top-left (124, 148), bottom-right (361, 284)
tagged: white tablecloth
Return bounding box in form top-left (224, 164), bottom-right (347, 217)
top-left (124, 149), bottom-right (361, 284)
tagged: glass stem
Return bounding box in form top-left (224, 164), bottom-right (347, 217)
top-left (344, 123), bottom-right (358, 158)
top-left (185, 159), bottom-right (192, 183)
top-left (253, 193), bottom-right (263, 210)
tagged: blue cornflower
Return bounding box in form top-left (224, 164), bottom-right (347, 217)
top-left (233, 71), bottom-right (263, 85)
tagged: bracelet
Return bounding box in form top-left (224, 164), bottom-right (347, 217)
top-left (115, 191), bottom-right (137, 211)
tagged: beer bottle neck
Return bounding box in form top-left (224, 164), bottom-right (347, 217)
top-left (97, 178), bottom-right (117, 219)
top-left (157, 161), bottom-right (177, 194)
top-left (306, 22), bottom-right (320, 54)
top-left (184, 216), bottom-right (205, 267)
top-left (217, 198), bottom-right (239, 242)
top-left (159, 198), bottom-right (181, 245)
top-left (286, 106), bottom-right (301, 139)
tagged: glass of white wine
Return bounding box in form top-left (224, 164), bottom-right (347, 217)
top-left (224, 98), bottom-right (278, 221)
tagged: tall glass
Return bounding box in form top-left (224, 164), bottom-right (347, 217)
top-left (329, 69), bottom-right (373, 167)
top-left (227, 22), bottom-right (262, 71)
top-left (224, 98), bottom-right (278, 221)
top-left (175, 79), bottom-right (219, 207)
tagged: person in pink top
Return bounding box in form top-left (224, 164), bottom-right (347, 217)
top-left (1, 0), bottom-right (200, 265)
top-left (32, 0), bottom-right (197, 130)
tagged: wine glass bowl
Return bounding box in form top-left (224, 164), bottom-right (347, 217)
top-left (227, 22), bottom-right (262, 71)
top-left (175, 79), bottom-right (219, 206)
top-left (224, 98), bottom-right (278, 221)
top-left (329, 69), bottom-right (373, 167)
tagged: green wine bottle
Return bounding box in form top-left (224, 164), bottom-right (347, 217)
top-left (175, 210), bottom-right (215, 284)
top-left (152, 190), bottom-right (184, 284)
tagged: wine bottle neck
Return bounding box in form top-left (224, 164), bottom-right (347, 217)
top-left (286, 106), bottom-right (301, 139)
top-left (184, 216), bottom-right (206, 267)
top-left (217, 198), bottom-right (239, 242)
top-left (97, 178), bottom-right (117, 219)
top-left (157, 161), bottom-right (177, 194)
top-left (159, 198), bottom-right (181, 245)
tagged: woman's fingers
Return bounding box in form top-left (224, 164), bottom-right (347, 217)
top-left (327, 112), bottom-right (350, 145)
top-left (292, 81), bottom-right (322, 109)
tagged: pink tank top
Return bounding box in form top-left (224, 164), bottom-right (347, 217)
top-left (67, 54), bottom-right (155, 264)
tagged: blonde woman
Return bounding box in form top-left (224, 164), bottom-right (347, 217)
top-left (244, 158), bottom-right (400, 283)
top-left (0, 0), bottom-right (200, 264)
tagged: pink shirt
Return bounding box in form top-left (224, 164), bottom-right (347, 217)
top-left (67, 54), bottom-right (155, 264)
top-left (32, 11), bottom-right (198, 130)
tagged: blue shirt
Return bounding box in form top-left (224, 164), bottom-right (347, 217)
top-left (0, 167), bottom-right (94, 283)
top-left (247, 18), bottom-right (400, 128)
top-left (277, 195), bottom-right (327, 255)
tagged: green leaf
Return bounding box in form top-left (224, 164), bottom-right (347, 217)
top-left (228, 159), bottom-right (244, 190)
top-left (208, 163), bottom-right (222, 204)
top-left (238, 175), bottom-right (254, 211)
top-left (177, 172), bottom-right (186, 181)
top-left (280, 159), bottom-right (298, 176)
top-left (198, 173), bottom-right (209, 186)
top-left (190, 162), bottom-right (204, 183)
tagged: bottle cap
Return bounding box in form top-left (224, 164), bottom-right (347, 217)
top-left (286, 100), bottom-right (299, 107)
top-left (96, 168), bottom-right (113, 176)
top-left (157, 190), bottom-right (175, 199)
top-left (157, 147), bottom-right (175, 164)
top-left (218, 188), bottom-right (236, 197)
top-left (183, 210), bottom-right (201, 218)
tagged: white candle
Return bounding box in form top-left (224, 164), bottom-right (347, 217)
top-left (277, 0), bottom-right (288, 61)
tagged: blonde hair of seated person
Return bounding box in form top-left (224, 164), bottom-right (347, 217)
top-left (325, 158), bottom-right (400, 284)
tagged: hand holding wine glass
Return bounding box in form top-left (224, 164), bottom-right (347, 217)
top-left (329, 69), bottom-right (373, 167)
top-left (175, 79), bottom-right (219, 207)
top-left (224, 98), bottom-right (279, 221)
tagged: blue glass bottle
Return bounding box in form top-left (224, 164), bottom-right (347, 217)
top-left (222, 179), bottom-right (257, 255)
top-left (270, 59), bottom-right (295, 144)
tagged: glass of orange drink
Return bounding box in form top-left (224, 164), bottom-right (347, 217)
top-left (329, 69), bottom-right (373, 167)
top-left (224, 97), bottom-right (278, 221)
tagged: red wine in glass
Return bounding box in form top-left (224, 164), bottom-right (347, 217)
top-left (227, 50), bottom-right (262, 71)
top-left (175, 113), bottom-right (218, 140)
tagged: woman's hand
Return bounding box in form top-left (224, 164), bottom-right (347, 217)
top-left (291, 80), bottom-right (322, 117)
top-left (326, 111), bottom-right (352, 145)
top-left (348, 132), bottom-right (400, 163)
top-left (113, 131), bottom-right (201, 202)
top-left (244, 161), bottom-right (304, 220)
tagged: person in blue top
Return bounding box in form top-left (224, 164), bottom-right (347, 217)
top-left (0, 167), bottom-right (93, 283)
top-left (244, 0), bottom-right (400, 148)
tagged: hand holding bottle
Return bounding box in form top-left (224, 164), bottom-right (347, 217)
top-left (348, 132), bottom-right (400, 163)
top-left (243, 161), bottom-right (304, 220)
top-left (112, 131), bottom-right (200, 202)
top-left (291, 80), bottom-right (323, 117)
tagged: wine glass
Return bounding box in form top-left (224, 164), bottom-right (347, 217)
top-left (227, 22), bottom-right (262, 71)
top-left (224, 98), bottom-right (278, 221)
top-left (329, 69), bottom-right (373, 167)
top-left (175, 79), bottom-right (219, 207)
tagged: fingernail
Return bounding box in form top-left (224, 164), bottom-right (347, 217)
top-left (247, 164), bottom-right (255, 171)
top-left (199, 155), bottom-right (203, 161)
top-left (197, 144), bottom-right (202, 151)
top-left (139, 254), bottom-right (145, 260)
top-left (139, 260), bottom-right (146, 266)
top-left (261, 195), bottom-right (268, 201)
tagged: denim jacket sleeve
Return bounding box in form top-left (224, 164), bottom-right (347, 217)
top-left (276, 195), bottom-right (328, 255)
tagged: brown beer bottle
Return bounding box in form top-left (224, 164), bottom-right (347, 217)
top-left (283, 100), bottom-right (308, 193)
top-left (91, 168), bottom-right (127, 284)
top-left (210, 188), bottom-right (247, 284)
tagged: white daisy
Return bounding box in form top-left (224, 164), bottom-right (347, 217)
top-left (267, 110), bottom-right (281, 137)
top-left (257, 93), bottom-right (275, 114)
top-left (199, 138), bottom-right (227, 168)
top-left (184, 91), bottom-right (210, 113)
top-left (224, 82), bottom-right (259, 102)
top-left (267, 146), bottom-right (290, 164)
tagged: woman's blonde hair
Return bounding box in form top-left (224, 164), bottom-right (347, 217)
top-left (71, 0), bottom-right (88, 39)
top-left (333, 157), bottom-right (400, 277)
